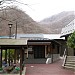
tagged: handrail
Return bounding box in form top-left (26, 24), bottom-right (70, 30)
top-left (62, 55), bottom-right (67, 67)
top-left (63, 48), bottom-right (66, 57)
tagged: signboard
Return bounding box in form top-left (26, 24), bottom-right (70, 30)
top-left (28, 47), bottom-right (32, 51)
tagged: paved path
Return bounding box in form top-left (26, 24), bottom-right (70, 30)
top-left (25, 59), bottom-right (75, 75)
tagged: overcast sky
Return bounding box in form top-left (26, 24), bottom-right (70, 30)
top-left (4, 0), bottom-right (75, 21)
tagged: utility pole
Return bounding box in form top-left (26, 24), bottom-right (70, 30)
top-left (15, 21), bottom-right (17, 39)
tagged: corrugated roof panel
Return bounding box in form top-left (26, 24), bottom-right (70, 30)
top-left (0, 39), bottom-right (27, 45)
top-left (61, 19), bottom-right (75, 36)
top-left (15, 34), bottom-right (65, 40)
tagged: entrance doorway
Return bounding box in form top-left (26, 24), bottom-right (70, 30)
top-left (33, 46), bottom-right (45, 58)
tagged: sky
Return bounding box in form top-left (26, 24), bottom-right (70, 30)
top-left (2, 0), bottom-right (75, 21)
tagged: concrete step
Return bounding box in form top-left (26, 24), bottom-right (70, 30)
top-left (67, 56), bottom-right (75, 58)
top-left (67, 58), bottom-right (75, 60)
top-left (67, 56), bottom-right (75, 59)
top-left (67, 58), bottom-right (75, 59)
top-left (66, 61), bottom-right (75, 64)
top-left (62, 56), bottom-right (75, 70)
top-left (67, 57), bottom-right (75, 59)
top-left (63, 66), bottom-right (74, 69)
top-left (65, 64), bottom-right (75, 67)
top-left (66, 60), bottom-right (75, 62)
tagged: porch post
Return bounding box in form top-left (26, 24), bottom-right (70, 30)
top-left (45, 45), bottom-right (47, 58)
top-left (5, 49), bottom-right (7, 64)
top-left (8, 49), bottom-right (10, 66)
top-left (14, 49), bottom-right (17, 64)
top-left (0, 48), bottom-right (2, 68)
top-left (20, 49), bottom-right (22, 75)
top-left (27, 45), bottom-right (28, 59)
top-left (51, 44), bottom-right (53, 63)
top-left (22, 49), bottom-right (24, 70)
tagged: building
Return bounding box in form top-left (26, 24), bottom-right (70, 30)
top-left (61, 19), bottom-right (75, 56)
top-left (0, 34), bottom-right (65, 64)
top-left (16, 34), bottom-right (65, 64)
top-left (0, 39), bottom-right (27, 75)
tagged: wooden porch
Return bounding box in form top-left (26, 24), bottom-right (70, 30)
top-left (0, 39), bottom-right (27, 75)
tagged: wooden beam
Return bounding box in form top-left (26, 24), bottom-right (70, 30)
top-left (51, 44), bottom-right (53, 63)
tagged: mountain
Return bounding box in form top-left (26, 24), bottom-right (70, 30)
top-left (0, 7), bottom-right (75, 36)
top-left (0, 6), bottom-right (46, 36)
top-left (39, 11), bottom-right (75, 34)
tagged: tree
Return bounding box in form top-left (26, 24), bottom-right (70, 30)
top-left (67, 31), bottom-right (75, 48)
top-left (0, 0), bottom-right (15, 5)
top-left (2, 49), bottom-right (14, 60)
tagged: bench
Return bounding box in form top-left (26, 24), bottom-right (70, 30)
top-left (6, 66), bottom-right (14, 73)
